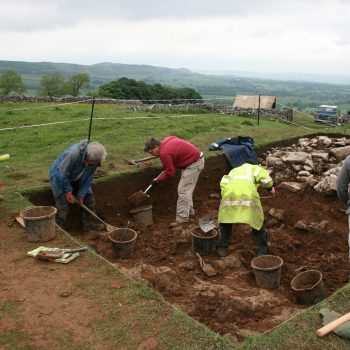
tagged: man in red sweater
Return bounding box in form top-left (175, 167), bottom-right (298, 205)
top-left (144, 136), bottom-right (205, 227)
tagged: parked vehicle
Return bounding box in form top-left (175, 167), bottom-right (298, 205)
top-left (314, 105), bottom-right (339, 123)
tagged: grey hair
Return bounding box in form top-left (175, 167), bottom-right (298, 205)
top-left (86, 141), bottom-right (107, 162)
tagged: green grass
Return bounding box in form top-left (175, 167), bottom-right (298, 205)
top-left (0, 329), bottom-right (35, 350)
top-left (0, 100), bottom-right (344, 192)
top-left (240, 283), bottom-right (350, 349)
top-left (0, 300), bottom-right (22, 318)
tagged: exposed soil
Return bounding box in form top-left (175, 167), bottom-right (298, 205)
top-left (28, 134), bottom-right (350, 340)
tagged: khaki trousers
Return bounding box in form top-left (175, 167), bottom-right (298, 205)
top-left (176, 157), bottom-right (205, 222)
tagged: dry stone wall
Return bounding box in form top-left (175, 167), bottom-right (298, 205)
top-left (0, 96), bottom-right (290, 119)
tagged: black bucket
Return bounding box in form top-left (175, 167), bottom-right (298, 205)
top-left (191, 226), bottom-right (218, 255)
top-left (291, 269), bottom-right (326, 305)
top-left (251, 255), bottom-right (283, 289)
top-left (129, 205), bottom-right (153, 226)
top-left (108, 228), bottom-right (137, 259)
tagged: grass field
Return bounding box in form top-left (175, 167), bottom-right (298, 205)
top-left (1, 101), bottom-right (350, 349)
top-left (0, 101), bottom-right (344, 191)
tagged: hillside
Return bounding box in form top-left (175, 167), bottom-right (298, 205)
top-left (1, 60), bottom-right (350, 109)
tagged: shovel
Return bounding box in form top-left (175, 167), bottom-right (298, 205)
top-left (128, 184), bottom-right (153, 206)
top-left (128, 171), bottom-right (164, 207)
top-left (196, 252), bottom-right (217, 277)
top-left (76, 201), bottom-right (117, 233)
top-left (198, 217), bottom-right (216, 233)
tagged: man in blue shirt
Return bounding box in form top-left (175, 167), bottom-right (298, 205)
top-left (49, 140), bottom-right (107, 230)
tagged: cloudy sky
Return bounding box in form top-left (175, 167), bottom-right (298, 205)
top-left (2, 0), bottom-right (350, 75)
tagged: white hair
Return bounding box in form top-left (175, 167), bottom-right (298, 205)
top-left (86, 141), bottom-right (107, 162)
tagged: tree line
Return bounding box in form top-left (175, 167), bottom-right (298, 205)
top-left (0, 70), bottom-right (203, 102)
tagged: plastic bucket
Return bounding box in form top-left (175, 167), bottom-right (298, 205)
top-left (191, 226), bottom-right (218, 255)
top-left (251, 255), bottom-right (283, 289)
top-left (21, 206), bottom-right (57, 242)
top-left (129, 205), bottom-right (153, 226)
top-left (108, 228), bottom-right (137, 259)
top-left (291, 270), bottom-right (326, 305)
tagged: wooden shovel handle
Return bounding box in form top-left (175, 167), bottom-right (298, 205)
top-left (316, 311), bottom-right (350, 337)
top-left (77, 202), bottom-right (108, 228)
top-left (196, 252), bottom-right (204, 267)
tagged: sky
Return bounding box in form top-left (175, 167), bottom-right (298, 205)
top-left (2, 0), bottom-right (350, 76)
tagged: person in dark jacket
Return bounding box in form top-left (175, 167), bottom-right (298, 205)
top-left (144, 136), bottom-right (204, 227)
top-left (49, 140), bottom-right (107, 230)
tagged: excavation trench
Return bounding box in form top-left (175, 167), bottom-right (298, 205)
top-left (29, 134), bottom-right (350, 339)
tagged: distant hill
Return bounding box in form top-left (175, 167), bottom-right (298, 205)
top-left (195, 69), bottom-right (350, 85)
top-left (1, 60), bottom-right (350, 110)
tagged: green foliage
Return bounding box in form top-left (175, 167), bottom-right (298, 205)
top-left (64, 72), bottom-right (90, 96)
top-left (39, 72), bottom-right (65, 97)
top-left (0, 70), bottom-right (26, 95)
top-left (98, 77), bottom-right (203, 103)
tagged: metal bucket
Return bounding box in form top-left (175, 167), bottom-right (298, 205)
top-left (21, 206), bottom-right (57, 242)
top-left (291, 270), bottom-right (326, 305)
top-left (251, 255), bottom-right (284, 289)
top-left (129, 205), bottom-right (153, 226)
top-left (191, 226), bottom-right (218, 255)
top-left (108, 228), bottom-right (137, 259)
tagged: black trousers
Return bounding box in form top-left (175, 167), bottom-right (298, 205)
top-left (217, 223), bottom-right (269, 256)
top-left (54, 182), bottom-right (97, 228)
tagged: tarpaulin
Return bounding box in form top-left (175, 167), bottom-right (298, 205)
top-left (209, 136), bottom-right (258, 169)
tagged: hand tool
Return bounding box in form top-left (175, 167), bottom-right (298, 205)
top-left (35, 247), bottom-right (87, 260)
top-left (75, 200), bottom-right (117, 233)
top-left (316, 311), bottom-right (350, 337)
top-left (125, 155), bottom-right (158, 165)
top-left (196, 252), bottom-right (217, 277)
top-left (128, 171), bottom-right (164, 206)
top-left (198, 217), bottom-right (216, 233)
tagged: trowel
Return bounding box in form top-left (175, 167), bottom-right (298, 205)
top-left (196, 252), bottom-right (217, 277)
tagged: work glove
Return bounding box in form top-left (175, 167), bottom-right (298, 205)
top-left (150, 179), bottom-right (159, 186)
top-left (267, 186), bottom-right (276, 195)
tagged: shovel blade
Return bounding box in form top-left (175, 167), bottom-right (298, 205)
top-left (128, 190), bottom-right (150, 207)
top-left (198, 217), bottom-right (216, 233)
top-left (202, 263), bottom-right (217, 277)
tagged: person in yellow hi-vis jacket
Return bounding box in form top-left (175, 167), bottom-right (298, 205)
top-left (217, 159), bottom-right (275, 257)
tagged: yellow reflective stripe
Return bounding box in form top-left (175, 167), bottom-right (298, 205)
top-left (221, 178), bottom-right (230, 183)
top-left (246, 165), bottom-right (252, 178)
top-left (221, 200), bottom-right (260, 211)
top-left (230, 165), bottom-right (254, 182)
top-left (221, 200), bottom-right (252, 207)
top-left (261, 177), bottom-right (272, 184)
top-left (230, 175), bottom-right (253, 181)
top-left (253, 168), bottom-right (261, 177)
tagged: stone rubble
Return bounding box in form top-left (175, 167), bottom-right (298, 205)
top-left (261, 135), bottom-right (350, 194)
